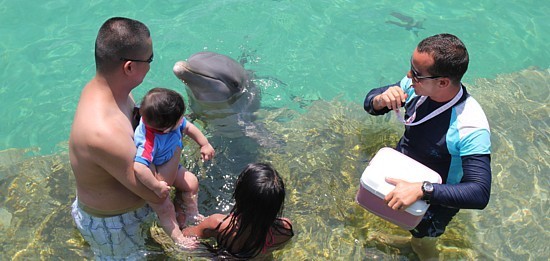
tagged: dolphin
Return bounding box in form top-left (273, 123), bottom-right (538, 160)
top-left (386, 12), bottom-right (425, 36)
top-left (173, 51), bottom-right (260, 117)
top-left (173, 52), bottom-right (284, 211)
top-left (173, 51), bottom-right (283, 205)
top-left (173, 51), bottom-right (276, 147)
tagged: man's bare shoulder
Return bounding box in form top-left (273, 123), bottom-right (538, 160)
top-left (73, 110), bottom-right (125, 146)
top-left (90, 123), bottom-right (133, 156)
top-left (70, 81), bottom-right (135, 165)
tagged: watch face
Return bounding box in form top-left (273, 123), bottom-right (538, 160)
top-left (423, 182), bottom-right (434, 192)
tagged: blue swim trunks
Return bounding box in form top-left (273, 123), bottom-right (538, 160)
top-left (71, 199), bottom-right (155, 260)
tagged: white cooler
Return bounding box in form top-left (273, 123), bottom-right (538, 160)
top-left (355, 147), bottom-right (442, 230)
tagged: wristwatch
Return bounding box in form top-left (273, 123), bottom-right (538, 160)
top-left (421, 181), bottom-right (434, 203)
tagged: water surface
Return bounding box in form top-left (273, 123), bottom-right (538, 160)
top-left (0, 0), bottom-right (548, 260)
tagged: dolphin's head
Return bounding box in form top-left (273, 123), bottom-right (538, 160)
top-left (173, 52), bottom-right (248, 102)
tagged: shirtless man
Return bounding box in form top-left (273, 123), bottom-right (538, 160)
top-left (69, 17), bottom-right (180, 259)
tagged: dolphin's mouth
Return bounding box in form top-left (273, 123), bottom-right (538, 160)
top-left (178, 62), bottom-right (243, 94)
top-left (185, 67), bottom-right (222, 82)
top-left (187, 89), bottom-right (245, 106)
top-left (176, 61), bottom-right (230, 88)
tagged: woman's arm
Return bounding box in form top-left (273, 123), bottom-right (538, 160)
top-left (182, 213), bottom-right (226, 238)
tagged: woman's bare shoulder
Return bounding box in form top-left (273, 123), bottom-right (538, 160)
top-left (204, 214), bottom-right (227, 226)
top-left (277, 217), bottom-right (293, 230)
top-left (183, 213), bottom-right (228, 238)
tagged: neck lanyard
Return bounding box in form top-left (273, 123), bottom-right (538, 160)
top-left (395, 87), bottom-right (463, 126)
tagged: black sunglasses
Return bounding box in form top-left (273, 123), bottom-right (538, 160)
top-left (410, 59), bottom-right (442, 81)
top-left (120, 52), bottom-right (154, 63)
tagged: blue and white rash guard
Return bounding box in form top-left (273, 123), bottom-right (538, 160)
top-left (364, 77), bottom-right (492, 209)
top-left (134, 118), bottom-right (187, 167)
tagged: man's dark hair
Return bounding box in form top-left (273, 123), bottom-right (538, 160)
top-left (140, 88), bottom-right (185, 130)
top-left (95, 17), bottom-right (150, 73)
top-left (417, 33), bottom-right (469, 84)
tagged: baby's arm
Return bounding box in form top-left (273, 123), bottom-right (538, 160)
top-left (183, 122), bottom-right (215, 161)
top-left (134, 162), bottom-right (171, 198)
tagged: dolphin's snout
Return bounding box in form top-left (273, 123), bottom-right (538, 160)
top-left (173, 61), bottom-right (188, 77)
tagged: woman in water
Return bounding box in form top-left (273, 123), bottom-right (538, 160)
top-left (183, 163), bottom-right (294, 258)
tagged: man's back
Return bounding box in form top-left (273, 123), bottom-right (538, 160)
top-left (69, 77), bottom-right (144, 214)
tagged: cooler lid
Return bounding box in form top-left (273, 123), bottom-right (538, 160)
top-left (359, 147), bottom-right (442, 216)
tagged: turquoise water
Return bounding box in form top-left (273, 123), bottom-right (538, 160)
top-left (1, 0), bottom-right (548, 154)
top-left (0, 0), bottom-right (549, 260)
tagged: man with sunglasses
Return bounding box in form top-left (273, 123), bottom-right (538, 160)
top-left (69, 17), bottom-right (168, 259)
top-left (364, 33), bottom-right (491, 260)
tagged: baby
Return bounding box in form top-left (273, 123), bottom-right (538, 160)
top-left (133, 87), bottom-right (214, 246)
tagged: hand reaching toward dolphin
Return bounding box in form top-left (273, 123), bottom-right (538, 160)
top-left (183, 119), bottom-right (215, 162)
top-left (199, 143), bottom-right (215, 162)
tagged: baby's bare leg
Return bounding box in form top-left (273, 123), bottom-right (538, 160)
top-left (154, 152), bottom-right (181, 185)
top-left (149, 157), bottom-right (197, 247)
top-left (173, 167), bottom-right (204, 227)
top-left (148, 197), bottom-right (198, 247)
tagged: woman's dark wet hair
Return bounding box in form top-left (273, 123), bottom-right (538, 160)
top-left (417, 33), bottom-right (469, 84)
top-left (139, 88), bottom-right (185, 130)
top-left (95, 17), bottom-right (151, 73)
top-left (214, 163), bottom-right (293, 259)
